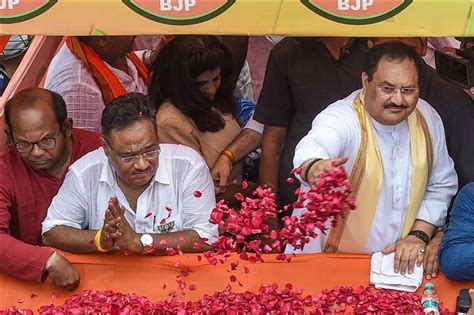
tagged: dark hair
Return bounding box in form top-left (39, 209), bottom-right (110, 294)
top-left (363, 41), bottom-right (423, 82)
top-left (149, 35), bottom-right (236, 132)
top-left (101, 93), bottom-right (156, 139)
top-left (4, 88), bottom-right (67, 131)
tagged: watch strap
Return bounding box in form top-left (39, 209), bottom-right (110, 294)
top-left (408, 230), bottom-right (430, 244)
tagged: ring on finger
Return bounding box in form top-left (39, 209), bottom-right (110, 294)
top-left (419, 248), bottom-right (425, 254)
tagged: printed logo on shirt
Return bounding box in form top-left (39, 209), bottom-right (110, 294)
top-left (122, 0), bottom-right (235, 25)
top-left (155, 220), bottom-right (175, 233)
top-left (300, 0), bottom-right (412, 25)
top-left (0, 0), bottom-right (58, 24)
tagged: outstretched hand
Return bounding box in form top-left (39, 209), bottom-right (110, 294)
top-left (306, 157), bottom-right (348, 186)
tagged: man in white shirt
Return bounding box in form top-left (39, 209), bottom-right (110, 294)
top-left (288, 42), bottom-right (457, 277)
top-left (42, 93), bottom-right (218, 255)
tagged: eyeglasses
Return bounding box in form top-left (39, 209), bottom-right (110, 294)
top-left (15, 129), bottom-right (62, 153)
top-left (377, 85), bottom-right (420, 97)
top-left (106, 140), bottom-right (160, 164)
top-left (118, 149), bottom-right (161, 164)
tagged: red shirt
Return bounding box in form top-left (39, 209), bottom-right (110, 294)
top-left (0, 128), bottom-right (100, 282)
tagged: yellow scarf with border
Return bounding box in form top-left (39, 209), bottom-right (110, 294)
top-left (324, 91), bottom-right (433, 253)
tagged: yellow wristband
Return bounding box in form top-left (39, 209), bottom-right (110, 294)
top-left (94, 229), bottom-right (111, 252)
top-left (221, 149), bottom-right (236, 164)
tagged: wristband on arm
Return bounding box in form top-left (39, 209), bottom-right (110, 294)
top-left (408, 230), bottom-right (430, 244)
top-left (303, 158), bottom-right (322, 182)
top-left (221, 149), bottom-right (236, 164)
top-left (95, 229), bottom-right (112, 252)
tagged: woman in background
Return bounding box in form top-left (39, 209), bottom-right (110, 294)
top-left (149, 35), bottom-right (244, 195)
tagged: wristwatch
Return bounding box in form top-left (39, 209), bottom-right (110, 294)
top-left (408, 230), bottom-right (430, 244)
top-left (139, 234), bottom-right (154, 254)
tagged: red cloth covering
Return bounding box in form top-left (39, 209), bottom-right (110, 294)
top-left (0, 128), bottom-right (100, 283)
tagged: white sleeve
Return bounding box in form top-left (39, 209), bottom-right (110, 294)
top-left (416, 103), bottom-right (458, 226)
top-left (293, 104), bottom-right (354, 172)
top-left (181, 159), bottom-right (218, 245)
top-left (244, 114), bottom-right (264, 134)
top-left (42, 169), bottom-right (90, 234)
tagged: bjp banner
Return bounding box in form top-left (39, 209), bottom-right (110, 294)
top-left (0, 0), bottom-right (473, 37)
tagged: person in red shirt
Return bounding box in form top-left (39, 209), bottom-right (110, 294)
top-left (0, 88), bottom-right (100, 289)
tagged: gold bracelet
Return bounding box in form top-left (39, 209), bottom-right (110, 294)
top-left (221, 149), bottom-right (236, 164)
top-left (94, 229), bottom-right (111, 252)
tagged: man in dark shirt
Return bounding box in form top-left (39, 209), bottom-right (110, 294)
top-left (0, 88), bottom-right (100, 289)
top-left (254, 37), bottom-right (368, 211)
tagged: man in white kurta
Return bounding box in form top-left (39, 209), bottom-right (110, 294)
top-left (42, 93), bottom-right (217, 255)
top-left (287, 42), bottom-right (457, 277)
top-left (42, 144), bottom-right (218, 245)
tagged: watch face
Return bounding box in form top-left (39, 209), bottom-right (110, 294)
top-left (141, 234), bottom-right (154, 247)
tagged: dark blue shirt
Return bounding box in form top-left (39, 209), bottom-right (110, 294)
top-left (439, 182), bottom-right (474, 281)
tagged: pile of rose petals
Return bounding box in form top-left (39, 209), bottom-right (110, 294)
top-left (1, 284), bottom-right (450, 314)
top-left (312, 285), bottom-right (450, 314)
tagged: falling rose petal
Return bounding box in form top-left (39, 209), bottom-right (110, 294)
top-left (193, 191), bottom-right (202, 198)
top-left (286, 177), bottom-right (296, 183)
top-left (244, 266), bottom-right (250, 274)
top-left (160, 218), bottom-right (166, 225)
top-left (229, 275), bottom-right (237, 282)
top-left (291, 167), bottom-right (302, 175)
top-left (165, 206), bottom-right (172, 212)
top-left (178, 236), bottom-right (185, 242)
top-left (159, 239), bottom-right (167, 247)
top-left (241, 181), bottom-right (248, 189)
top-left (193, 242), bottom-right (201, 250)
top-left (175, 260), bottom-right (181, 267)
top-left (197, 255), bottom-right (202, 262)
top-left (269, 230), bottom-right (278, 240)
top-left (30, 293), bottom-right (38, 299)
top-left (144, 211), bottom-right (153, 219)
top-left (234, 193), bottom-right (244, 201)
top-left (17, 298), bottom-right (24, 304)
top-left (189, 283), bottom-right (197, 291)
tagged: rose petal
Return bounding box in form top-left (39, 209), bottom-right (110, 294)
top-left (193, 191), bottom-right (202, 198)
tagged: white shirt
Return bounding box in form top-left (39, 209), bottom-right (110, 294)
top-left (288, 90), bottom-right (458, 254)
top-left (42, 144), bottom-right (218, 245)
top-left (44, 44), bottom-right (148, 132)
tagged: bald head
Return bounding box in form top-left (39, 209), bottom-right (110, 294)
top-left (4, 88), bottom-right (67, 133)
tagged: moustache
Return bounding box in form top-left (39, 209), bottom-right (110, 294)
top-left (132, 167), bottom-right (153, 175)
top-left (384, 103), bottom-right (409, 109)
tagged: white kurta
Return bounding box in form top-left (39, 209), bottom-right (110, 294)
top-left (42, 144), bottom-right (218, 245)
top-left (287, 90), bottom-right (458, 254)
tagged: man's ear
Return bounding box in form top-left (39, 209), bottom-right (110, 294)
top-left (101, 136), bottom-right (111, 157)
top-left (367, 39), bottom-right (375, 49)
top-left (420, 37), bottom-right (428, 57)
top-left (4, 127), bottom-right (12, 144)
top-left (361, 72), bottom-right (370, 90)
top-left (62, 118), bottom-right (73, 136)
